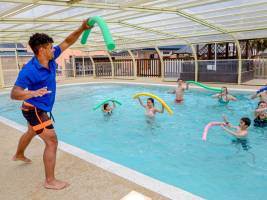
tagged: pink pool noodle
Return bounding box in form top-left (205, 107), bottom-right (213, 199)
top-left (202, 122), bottom-right (226, 141)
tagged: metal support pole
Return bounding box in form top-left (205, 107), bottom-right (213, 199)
top-left (236, 40), bottom-right (242, 85)
top-left (15, 43), bottom-right (20, 72)
top-left (82, 56), bottom-right (85, 77)
top-left (214, 42), bottom-right (217, 68)
top-left (72, 56), bottom-right (76, 77)
top-left (155, 46), bottom-right (164, 79)
top-left (190, 44), bottom-right (198, 82)
top-left (0, 58), bottom-right (4, 88)
top-left (88, 54), bottom-right (96, 78)
top-left (107, 51), bottom-right (114, 78)
top-left (127, 49), bottom-right (137, 79)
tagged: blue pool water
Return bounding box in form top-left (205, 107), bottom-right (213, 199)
top-left (1, 83), bottom-right (267, 200)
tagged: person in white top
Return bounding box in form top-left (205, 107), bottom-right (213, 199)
top-left (137, 97), bottom-right (164, 117)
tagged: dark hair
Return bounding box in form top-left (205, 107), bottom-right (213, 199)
top-left (177, 78), bottom-right (183, 82)
top-left (103, 103), bottom-right (109, 110)
top-left (241, 117), bottom-right (251, 127)
top-left (147, 98), bottom-right (154, 105)
top-left (28, 33), bottom-right (54, 55)
top-left (221, 86), bottom-right (228, 94)
top-left (257, 101), bottom-right (267, 107)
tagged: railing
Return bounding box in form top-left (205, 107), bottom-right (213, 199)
top-left (137, 59), bottom-right (161, 77)
top-left (164, 59), bottom-right (182, 77)
top-left (2, 55), bottom-right (267, 88)
top-left (61, 58), bottom-right (263, 83)
top-left (95, 62), bottom-right (112, 77)
top-left (113, 59), bottom-right (134, 77)
top-left (0, 55), bottom-right (31, 87)
top-left (163, 59), bottom-right (256, 83)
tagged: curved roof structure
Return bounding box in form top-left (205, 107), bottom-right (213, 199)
top-left (0, 0), bottom-right (267, 51)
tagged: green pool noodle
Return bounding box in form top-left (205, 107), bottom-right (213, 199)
top-left (93, 98), bottom-right (122, 111)
top-left (81, 16), bottom-right (115, 51)
top-left (186, 81), bottom-right (223, 92)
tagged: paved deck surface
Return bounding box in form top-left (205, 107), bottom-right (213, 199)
top-left (0, 122), bottom-right (170, 200)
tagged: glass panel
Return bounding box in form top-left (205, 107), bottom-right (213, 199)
top-left (184, 0), bottom-right (264, 14)
top-left (35, 24), bottom-right (63, 30)
top-left (0, 24), bottom-right (16, 29)
top-left (72, 10), bottom-right (118, 20)
top-left (235, 30), bottom-right (267, 39)
top-left (0, 2), bottom-right (21, 14)
top-left (82, 0), bottom-right (133, 3)
top-left (45, 7), bottom-right (97, 19)
top-left (11, 5), bottom-right (67, 18)
top-left (186, 34), bottom-right (233, 44)
top-left (9, 24), bottom-right (39, 30)
top-left (125, 13), bottom-right (178, 24)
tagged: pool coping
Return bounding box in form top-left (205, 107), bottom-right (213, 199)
top-left (0, 81), bottom-right (258, 200)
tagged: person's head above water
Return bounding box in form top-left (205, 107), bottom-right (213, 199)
top-left (147, 98), bottom-right (154, 108)
top-left (221, 86), bottom-right (228, 95)
top-left (177, 78), bottom-right (184, 86)
top-left (103, 103), bottom-right (111, 111)
top-left (257, 101), bottom-right (267, 108)
top-left (239, 117), bottom-right (251, 129)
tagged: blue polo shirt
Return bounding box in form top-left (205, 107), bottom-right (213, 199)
top-left (15, 46), bottom-right (61, 112)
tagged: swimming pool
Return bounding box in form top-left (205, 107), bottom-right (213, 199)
top-left (1, 83), bottom-right (267, 200)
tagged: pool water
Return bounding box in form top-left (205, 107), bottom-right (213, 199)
top-left (1, 83), bottom-right (267, 200)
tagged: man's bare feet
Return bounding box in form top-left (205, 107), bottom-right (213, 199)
top-left (44, 179), bottom-right (69, 190)
top-left (12, 155), bottom-right (32, 163)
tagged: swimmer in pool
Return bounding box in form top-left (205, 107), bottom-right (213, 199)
top-left (102, 101), bottom-right (115, 115)
top-left (137, 97), bottom-right (164, 117)
top-left (168, 78), bottom-right (189, 103)
top-left (251, 86), bottom-right (267, 103)
top-left (254, 101), bottom-right (267, 127)
top-left (221, 116), bottom-right (251, 150)
top-left (212, 87), bottom-right (237, 104)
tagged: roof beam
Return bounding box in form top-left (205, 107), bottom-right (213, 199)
top-left (120, 0), bottom-right (156, 8)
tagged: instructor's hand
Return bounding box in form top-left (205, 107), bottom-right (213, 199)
top-left (31, 87), bottom-right (50, 97)
top-left (81, 18), bottom-right (93, 30)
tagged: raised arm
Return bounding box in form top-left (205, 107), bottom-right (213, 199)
top-left (137, 97), bottom-right (146, 108)
top-left (222, 115), bottom-right (229, 124)
top-left (228, 94), bottom-right (237, 101)
top-left (255, 107), bottom-right (267, 117)
top-left (186, 82), bottom-right (189, 90)
top-left (112, 101), bottom-right (116, 109)
top-left (251, 93), bottom-right (259, 99)
top-left (212, 93), bottom-right (220, 98)
top-left (10, 86), bottom-right (49, 101)
top-left (59, 19), bottom-right (92, 52)
top-left (222, 115), bottom-right (238, 129)
top-left (155, 104), bottom-right (164, 113)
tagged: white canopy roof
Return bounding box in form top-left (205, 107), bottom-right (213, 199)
top-left (0, 0), bottom-right (267, 51)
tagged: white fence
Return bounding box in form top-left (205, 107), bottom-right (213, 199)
top-left (1, 55), bottom-right (267, 88)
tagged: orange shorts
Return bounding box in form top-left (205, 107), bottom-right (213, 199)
top-left (21, 102), bottom-right (54, 134)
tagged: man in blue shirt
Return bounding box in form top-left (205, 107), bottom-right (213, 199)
top-left (11, 19), bottom-right (92, 190)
